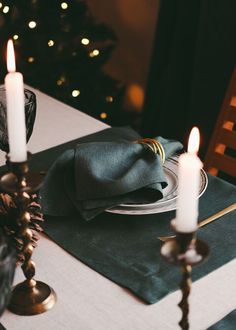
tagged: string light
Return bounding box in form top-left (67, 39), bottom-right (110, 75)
top-left (81, 38), bottom-right (90, 45)
top-left (100, 112), bottom-right (107, 119)
top-left (61, 2), bottom-right (68, 10)
top-left (56, 76), bottom-right (66, 86)
top-left (105, 96), bottom-right (113, 103)
top-left (89, 49), bottom-right (99, 58)
top-left (1, 0), bottom-right (121, 124)
top-left (28, 57), bottom-right (35, 63)
top-left (3, 6), bottom-right (9, 13)
top-left (48, 40), bottom-right (55, 47)
top-left (127, 83), bottom-right (144, 112)
top-left (28, 21), bottom-right (37, 29)
top-left (72, 89), bottom-right (80, 97)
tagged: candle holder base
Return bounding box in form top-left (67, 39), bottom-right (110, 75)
top-left (8, 279), bottom-right (56, 316)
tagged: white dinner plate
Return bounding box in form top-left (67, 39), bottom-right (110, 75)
top-left (106, 156), bottom-right (208, 215)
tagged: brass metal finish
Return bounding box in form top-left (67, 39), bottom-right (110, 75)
top-left (161, 231), bottom-right (209, 330)
top-left (0, 156), bottom-right (57, 315)
top-left (135, 138), bottom-right (166, 163)
top-left (0, 171), bottom-right (43, 193)
top-left (158, 203), bottom-right (236, 242)
top-left (8, 280), bottom-right (56, 315)
top-left (178, 265), bottom-right (191, 330)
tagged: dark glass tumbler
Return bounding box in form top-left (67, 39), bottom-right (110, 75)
top-left (0, 88), bottom-right (37, 153)
top-left (0, 230), bottom-right (16, 316)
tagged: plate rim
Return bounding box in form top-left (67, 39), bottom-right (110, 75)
top-left (106, 155), bottom-right (208, 215)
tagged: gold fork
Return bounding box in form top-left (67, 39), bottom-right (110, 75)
top-left (158, 203), bottom-right (236, 242)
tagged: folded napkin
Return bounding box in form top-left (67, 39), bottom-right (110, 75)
top-left (40, 127), bottom-right (183, 220)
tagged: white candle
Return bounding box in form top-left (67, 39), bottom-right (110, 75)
top-left (175, 127), bottom-right (203, 232)
top-left (5, 39), bottom-right (27, 162)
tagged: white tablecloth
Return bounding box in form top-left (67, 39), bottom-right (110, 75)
top-left (1, 87), bottom-right (236, 330)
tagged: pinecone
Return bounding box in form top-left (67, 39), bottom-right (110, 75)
top-left (0, 192), bottom-right (44, 262)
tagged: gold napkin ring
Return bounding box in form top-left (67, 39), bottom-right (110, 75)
top-left (135, 138), bottom-right (166, 163)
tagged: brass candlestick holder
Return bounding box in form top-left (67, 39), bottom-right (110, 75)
top-left (0, 154), bottom-right (56, 315)
top-left (161, 227), bottom-right (209, 330)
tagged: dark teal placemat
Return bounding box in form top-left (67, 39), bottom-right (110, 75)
top-left (7, 129), bottom-right (236, 304)
top-left (208, 310), bottom-right (236, 329)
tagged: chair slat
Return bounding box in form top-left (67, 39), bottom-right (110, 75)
top-left (204, 67), bottom-right (236, 180)
top-left (228, 106), bottom-right (236, 123)
top-left (218, 128), bottom-right (236, 150)
top-left (209, 153), bottom-right (236, 178)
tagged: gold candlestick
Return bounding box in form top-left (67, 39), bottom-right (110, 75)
top-left (0, 155), bottom-right (56, 315)
top-left (161, 231), bottom-right (209, 330)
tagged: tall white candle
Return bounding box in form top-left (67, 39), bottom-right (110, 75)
top-left (5, 39), bottom-right (27, 162)
top-left (175, 127), bottom-right (203, 232)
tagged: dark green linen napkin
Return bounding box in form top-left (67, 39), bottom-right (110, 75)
top-left (23, 130), bottom-right (236, 304)
top-left (40, 127), bottom-right (183, 220)
top-left (208, 310), bottom-right (236, 329)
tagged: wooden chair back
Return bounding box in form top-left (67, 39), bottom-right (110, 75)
top-left (204, 68), bottom-right (236, 178)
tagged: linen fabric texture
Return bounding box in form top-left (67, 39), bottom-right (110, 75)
top-left (40, 127), bottom-right (183, 220)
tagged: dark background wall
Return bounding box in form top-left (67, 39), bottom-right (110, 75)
top-left (142, 0), bottom-right (236, 157)
top-left (87, 0), bottom-right (236, 159)
top-left (87, 0), bottom-right (160, 112)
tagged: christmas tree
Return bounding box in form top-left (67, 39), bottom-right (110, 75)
top-left (0, 0), bottom-right (124, 123)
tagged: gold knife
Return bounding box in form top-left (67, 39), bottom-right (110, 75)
top-left (158, 203), bottom-right (236, 242)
